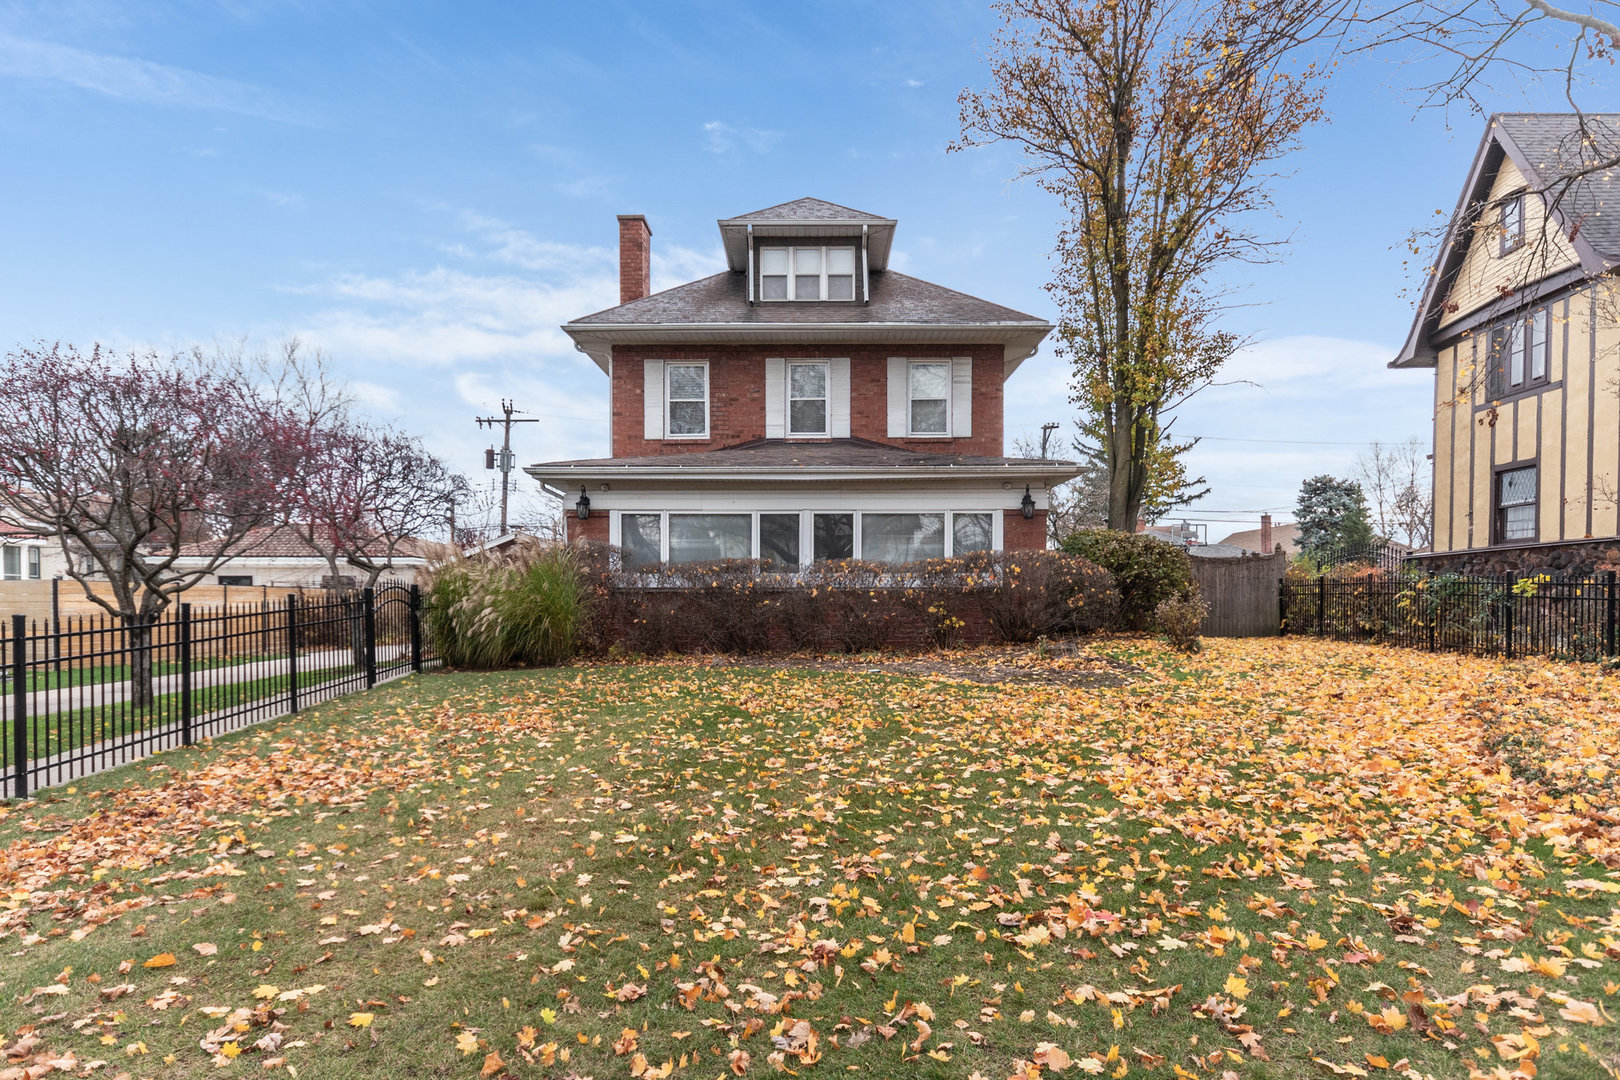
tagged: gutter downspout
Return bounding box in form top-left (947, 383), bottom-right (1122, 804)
top-left (747, 224), bottom-right (755, 305)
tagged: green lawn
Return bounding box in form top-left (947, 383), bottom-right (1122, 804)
top-left (0, 638), bottom-right (1616, 1079)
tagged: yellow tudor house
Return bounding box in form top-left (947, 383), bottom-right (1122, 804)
top-left (1393, 113), bottom-right (1620, 573)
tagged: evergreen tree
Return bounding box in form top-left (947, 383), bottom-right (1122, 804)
top-left (1296, 475), bottom-right (1375, 555)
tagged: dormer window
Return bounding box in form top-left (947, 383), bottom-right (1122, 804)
top-left (759, 246), bottom-right (855, 301)
top-left (1499, 193), bottom-right (1525, 255)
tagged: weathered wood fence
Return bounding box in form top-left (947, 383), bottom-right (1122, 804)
top-left (1190, 549), bottom-right (1285, 637)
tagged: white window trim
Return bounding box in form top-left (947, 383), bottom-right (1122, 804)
top-left (786, 360), bottom-right (831, 437)
top-left (664, 361), bottom-right (709, 440)
top-left (907, 360), bottom-right (953, 438)
top-left (609, 509), bottom-right (1005, 568)
top-left (758, 245), bottom-right (857, 302)
top-left (26, 546), bottom-right (41, 579)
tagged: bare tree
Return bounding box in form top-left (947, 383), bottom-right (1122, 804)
top-left (957, 0), bottom-right (1333, 530)
top-left (0, 344), bottom-right (294, 705)
top-left (1355, 437), bottom-right (1435, 548)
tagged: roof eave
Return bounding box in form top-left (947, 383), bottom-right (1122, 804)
top-left (563, 321), bottom-right (1053, 377)
top-left (526, 462), bottom-right (1083, 485)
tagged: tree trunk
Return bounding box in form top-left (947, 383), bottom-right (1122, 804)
top-left (127, 615), bottom-right (156, 710)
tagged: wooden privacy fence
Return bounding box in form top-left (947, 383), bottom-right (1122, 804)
top-left (1190, 549), bottom-right (1285, 637)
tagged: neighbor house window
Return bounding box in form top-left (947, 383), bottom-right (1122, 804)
top-left (1499, 193), bottom-right (1525, 255)
top-left (668, 514), bottom-right (750, 564)
top-left (788, 361), bottom-right (829, 436)
top-left (665, 363), bottom-right (709, 437)
top-left (622, 514), bottom-right (662, 569)
top-left (1490, 308), bottom-right (1552, 394)
top-left (1495, 465), bottom-right (1537, 543)
top-left (26, 547), bottom-right (41, 579)
top-left (862, 513), bottom-right (946, 564)
top-left (1, 547), bottom-right (18, 580)
top-left (759, 246), bottom-right (855, 301)
top-left (217, 575), bottom-right (253, 586)
top-left (908, 362), bottom-right (951, 436)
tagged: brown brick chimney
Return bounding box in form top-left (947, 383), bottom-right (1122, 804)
top-left (617, 214), bottom-right (651, 305)
top-left (1260, 513), bottom-right (1273, 553)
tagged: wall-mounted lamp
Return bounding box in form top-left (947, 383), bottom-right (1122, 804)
top-left (1020, 485), bottom-right (1036, 520)
top-left (576, 486), bottom-right (592, 520)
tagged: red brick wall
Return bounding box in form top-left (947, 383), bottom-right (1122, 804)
top-left (1003, 509), bottom-right (1048, 552)
top-left (565, 511), bottom-right (609, 546)
top-left (610, 344), bottom-right (1006, 457)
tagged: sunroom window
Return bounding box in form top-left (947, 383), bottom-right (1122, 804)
top-left (861, 513), bottom-right (946, 564)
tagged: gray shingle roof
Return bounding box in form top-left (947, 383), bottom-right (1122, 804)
top-left (568, 270), bottom-right (1045, 328)
top-left (1498, 113), bottom-right (1620, 262)
top-left (533, 438), bottom-right (1074, 472)
top-left (726, 197), bottom-right (889, 223)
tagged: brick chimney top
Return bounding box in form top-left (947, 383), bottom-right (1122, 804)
top-left (1260, 513), bottom-right (1273, 553)
top-left (617, 214), bottom-right (652, 305)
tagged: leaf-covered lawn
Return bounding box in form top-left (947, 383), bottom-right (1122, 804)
top-left (1, 637), bottom-right (1618, 1080)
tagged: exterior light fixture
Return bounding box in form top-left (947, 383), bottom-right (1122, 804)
top-left (1020, 485), bottom-right (1036, 520)
top-left (576, 486), bottom-right (591, 520)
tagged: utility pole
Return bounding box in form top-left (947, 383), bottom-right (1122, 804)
top-left (475, 399), bottom-right (539, 535)
top-left (1039, 422), bottom-right (1061, 459)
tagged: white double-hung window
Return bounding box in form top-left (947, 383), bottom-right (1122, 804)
top-left (908, 361), bottom-right (951, 436)
top-left (759, 246), bottom-right (855, 301)
top-left (665, 362), bottom-right (709, 438)
top-left (788, 361), bottom-right (829, 436)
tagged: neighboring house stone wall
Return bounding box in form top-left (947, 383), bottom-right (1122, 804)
top-left (609, 344), bottom-right (1007, 458)
top-left (1412, 538), bottom-right (1620, 577)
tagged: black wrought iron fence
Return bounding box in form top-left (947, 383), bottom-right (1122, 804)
top-left (1282, 570), bottom-right (1620, 660)
top-left (0, 583), bottom-right (434, 799)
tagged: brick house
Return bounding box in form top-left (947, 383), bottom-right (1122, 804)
top-left (527, 198), bottom-right (1080, 567)
top-left (1392, 114), bottom-right (1620, 575)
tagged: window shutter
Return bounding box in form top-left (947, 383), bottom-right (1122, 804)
top-left (951, 357), bottom-right (973, 438)
top-left (829, 358), bottom-right (851, 438)
top-left (887, 358), bottom-right (907, 437)
top-left (765, 359), bottom-right (786, 439)
top-left (643, 360), bottom-right (664, 440)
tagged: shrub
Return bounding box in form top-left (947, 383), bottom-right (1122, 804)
top-left (574, 546), bottom-right (1118, 654)
top-left (963, 550), bottom-right (1119, 642)
top-left (1154, 591), bottom-right (1208, 653)
top-left (423, 542), bottom-right (587, 668)
top-left (1061, 529), bottom-right (1192, 629)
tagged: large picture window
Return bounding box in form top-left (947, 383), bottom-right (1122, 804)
top-left (908, 362), bottom-right (950, 436)
top-left (953, 513), bottom-right (994, 554)
top-left (788, 362), bottom-right (829, 436)
top-left (666, 363), bottom-right (709, 437)
top-left (759, 246), bottom-right (855, 301)
top-left (1495, 465), bottom-right (1537, 543)
top-left (861, 513), bottom-right (946, 564)
top-left (668, 514), bottom-right (751, 564)
top-left (813, 513), bottom-right (854, 562)
top-left (759, 514), bottom-right (800, 571)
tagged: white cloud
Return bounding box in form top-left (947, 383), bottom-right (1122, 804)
top-left (652, 243), bottom-right (726, 292)
top-left (904, 78), bottom-right (924, 88)
top-left (455, 210), bottom-right (615, 273)
top-left (702, 119), bottom-right (781, 155)
top-left (0, 32), bottom-right (306, 123)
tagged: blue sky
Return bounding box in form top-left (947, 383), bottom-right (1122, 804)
top-left (0, 1), bottom-right (1601, 536)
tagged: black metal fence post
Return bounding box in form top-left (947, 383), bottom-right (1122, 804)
top-left (1606, 570), bottom-right (1618, 659)
top-left (179, 603), bottom-right (193, 747)
top-left (1277, 580), bottom-right (1287, 636)
top-left (1316, 575), bottom-right (1326, 636)
top-left (363, 587), bottom-right (377, 689)
top-left (1503, 572), bottom-right (1517, 660)
top-left (409, 584), bottom-right (423, 673)
top-left (1427, 571), bottom-right (1437, 653)
top-left (11, 614), bottom-right (27, 801)
top-left (287, 594), bottom-right (300, 714)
